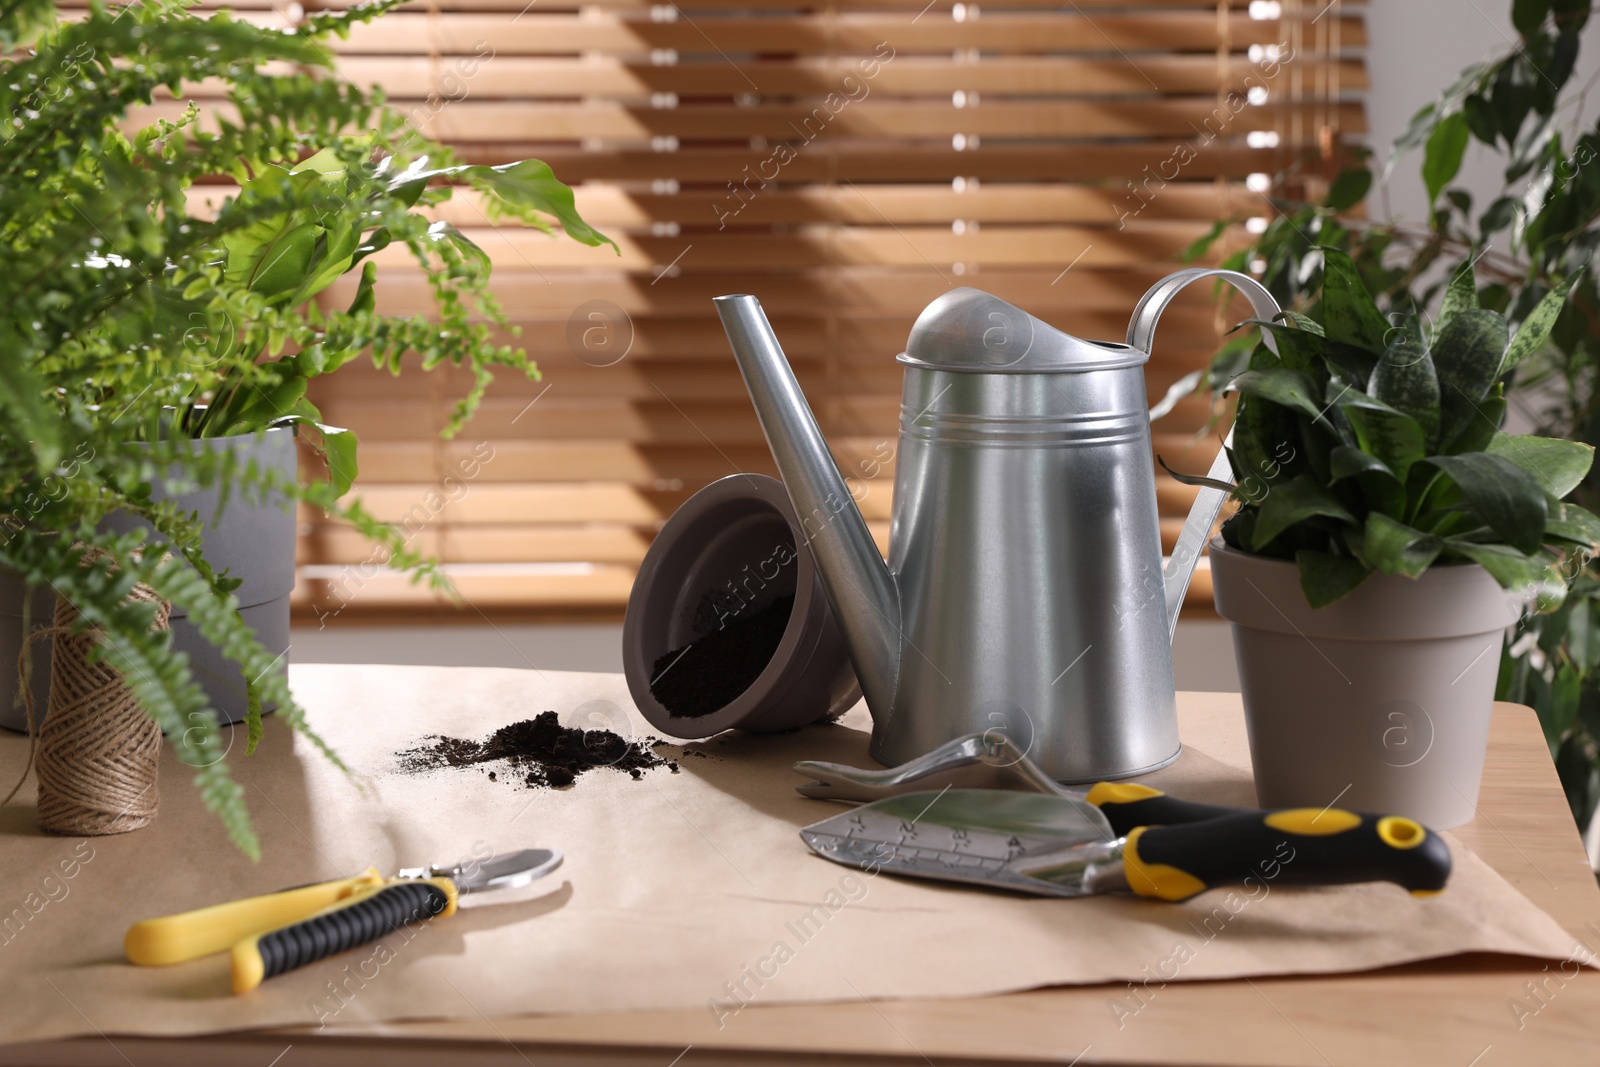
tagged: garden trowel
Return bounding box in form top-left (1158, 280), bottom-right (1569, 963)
top-left (799, 790), bottom-right (1451, 901)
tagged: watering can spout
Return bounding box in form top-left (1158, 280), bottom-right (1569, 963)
top-left (714, 295), bottom-right (902, 717)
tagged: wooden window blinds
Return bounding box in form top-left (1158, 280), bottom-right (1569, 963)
top-left (167, 0), bottom-right (1371, 619)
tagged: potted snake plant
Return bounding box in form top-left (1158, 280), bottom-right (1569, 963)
top-left (1169, 250), bottom-right (1600, 828)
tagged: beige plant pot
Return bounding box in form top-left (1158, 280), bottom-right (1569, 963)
top-left (1210, 538), bottom-right (1524, 829)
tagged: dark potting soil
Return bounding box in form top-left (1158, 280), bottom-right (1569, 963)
top-left (397, 710), bottom-right (677, 789)
top-left (649, 595), bottom-right (795, 718)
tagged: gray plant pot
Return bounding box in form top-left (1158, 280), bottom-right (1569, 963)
top-left (0, 426), bottom-right (296, 731)
top-left (1210, 538), bottom-right (1523, 829)
top-left (623, 474), bottom-right (862, 739)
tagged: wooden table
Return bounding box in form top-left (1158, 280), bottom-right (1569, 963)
top-left (4, 694), bottom-right (1598, 1067)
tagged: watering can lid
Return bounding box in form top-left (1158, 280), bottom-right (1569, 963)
top-left (898, 288), bottom-right (1148, 374)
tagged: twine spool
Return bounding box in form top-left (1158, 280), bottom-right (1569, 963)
top-left (4, 576), bottom-right (170, 835)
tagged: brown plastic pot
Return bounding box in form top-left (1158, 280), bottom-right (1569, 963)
top-left (623, 474), bottom-right (862, 738)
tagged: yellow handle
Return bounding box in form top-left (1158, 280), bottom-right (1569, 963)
top-left (125, 868), bottom-right (385, 966)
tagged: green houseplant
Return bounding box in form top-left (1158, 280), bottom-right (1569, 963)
top-left (1180, 0), bottom-right (1600, 836)
top-left (1169, 251), bottom-right (1600, 827)
top-left (0, 0), bottom-right (613, 855)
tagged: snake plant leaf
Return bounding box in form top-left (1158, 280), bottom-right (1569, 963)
top-left (1440, 390), bottom-right (1507, 455)
top-left (1435, 308), bottom-right (1510, 444)
top-left (1425, 453), bottom-right (1550, 555)
top-left (1485, 433), bottom-right (1594, 498)
top-left (1295, 549), bottom-right (1372, 608)
top-left (1499, 271), bottom-right (1583, 376)
top-left (1329, 444), bottom-right (1396, 482)
top-left (1281, 310), bottom-right (1325, 337)
top-left (1364, 512), bottom-right (1444, 578)
top-left (1243, 319), bottom-right (1326, 377)
top-left (1338, 392), bottom-right (1428, 481)
top-left (1369, 331), bottom-right (1441, 449)
top-left (1324, 341), bottom-right (1381, 389)
top-left (1250, 474), bottom-right (1356, 550)
top-left (1438, 263), bottom-right (1480, 331)
top-left (1545, 501), bottom-right (1600, 551)
top-left (1319, 247), bottom-right (1390, 355)
top-left (1328, 446), bottom-right (1407, 518)
top-left (1157, 455), bottom-right (1239, 497)
top-left (1227, 367), bottom-right (1329, 426)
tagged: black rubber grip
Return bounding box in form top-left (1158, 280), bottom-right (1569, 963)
top-left (1093, 792), bottom-right (1255, 837)
top-left (1126, 809), bottom-right (1452, 901)
top-left (257, 881), bottom-right (449, 980)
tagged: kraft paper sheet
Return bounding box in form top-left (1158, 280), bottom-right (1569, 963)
top-left (0, 664), bottom-right (1585, 1044)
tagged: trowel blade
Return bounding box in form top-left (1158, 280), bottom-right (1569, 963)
top-left (799, 789), bottom-right (1117, 898)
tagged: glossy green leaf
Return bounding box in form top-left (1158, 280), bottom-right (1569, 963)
top-left (1250, 474), bottom-right (1356, 550)
top-left (1325, 168), bottom-right (1372, 212)
top-left (296, 422), bottom-right (361, 498)
top-left (395, 159), bottom-right (618, 251)
top-left (1364, 512), bottom-right (1443, 578)
top-left (1423, 113), bottom-right (1471, 208)
top-left (1486, 433), bottom-right (1594, 498)
top-left (1500, 271), bottom-right (1582, 375)
top-left (1227, 367), bottom-right (1330, 425)
top-left (1463, 94), bottom-right (1498, 145)
top-left (1295, 549), bottom-right (1372, 608)
top-left (1426, 453), bottom-right (1550, 555)
top-left (1513, 0), bottom-right (1551, 36)
top-left (1545, 501), bottom-right (1600, 550)
top-left (1444, 539), bottom-right (1553, 591)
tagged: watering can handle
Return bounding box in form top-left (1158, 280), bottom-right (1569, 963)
top-left (1126, 268), bottom-right (1282, 643)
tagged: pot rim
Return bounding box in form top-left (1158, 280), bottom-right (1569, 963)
top-left (1207, 536), bottom-right (1526, 640)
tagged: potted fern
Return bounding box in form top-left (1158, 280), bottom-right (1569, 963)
top-left (0, 0), bottom-right (612, 854)
top-left (1171, 251), bottom-right (1600, 828)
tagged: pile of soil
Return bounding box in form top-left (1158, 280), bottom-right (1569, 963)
top-left (650, 594), bottom-right (794, 717)
top-left (398, 710), bottom-right (676, 789)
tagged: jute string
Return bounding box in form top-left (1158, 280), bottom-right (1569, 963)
top-left (3, 581), bottom-right (169, 835)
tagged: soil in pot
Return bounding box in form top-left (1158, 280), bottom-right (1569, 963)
top-left (648, 594), bottom-right (795, 718)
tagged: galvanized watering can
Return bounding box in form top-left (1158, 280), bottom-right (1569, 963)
top-left (714, 269), bottom-right (1280, 782)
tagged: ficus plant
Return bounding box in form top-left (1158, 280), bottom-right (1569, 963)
top-left (1167, 251), bottom-right (1600, 610)
top-left (1178, 0), bottom-right (1600, 829)
top-left (0, 0), bottom-right (614, 857)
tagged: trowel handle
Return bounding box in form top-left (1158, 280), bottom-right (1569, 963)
top-left (1127, 269), bottom-right (1282, 643)
top-left (1082, 782), bottom-right (1255, 836)
top-left (1120, 809), bottom-right (1452, 902)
